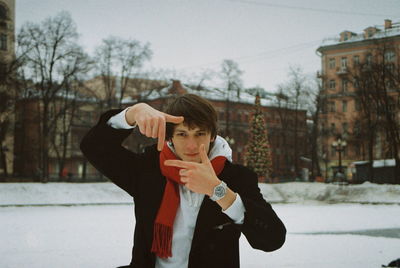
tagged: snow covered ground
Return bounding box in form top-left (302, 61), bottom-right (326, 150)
top-left (1, 182), bottom-right (399, 267)
top-left (1, 181), bottom-right (400, 206)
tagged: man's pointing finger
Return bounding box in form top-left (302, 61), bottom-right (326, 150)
top-left (164, 113), bottom-right (184, 124)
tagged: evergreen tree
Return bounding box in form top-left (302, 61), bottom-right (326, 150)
top-left (245, 94), bottom-right (273, 181)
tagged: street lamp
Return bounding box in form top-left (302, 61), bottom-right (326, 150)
top-left (225, 136), bottom-right (235, 145)
top-left (331, 137), bottom-right (347, 179)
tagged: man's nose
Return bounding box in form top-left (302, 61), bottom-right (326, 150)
top-left (186, 137), bottom-right (198, 151)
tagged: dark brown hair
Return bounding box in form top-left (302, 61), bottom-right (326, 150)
top-left (165, 94), bottom-right (218, 140)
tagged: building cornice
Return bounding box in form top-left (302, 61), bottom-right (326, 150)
top-left (317, 34), bottom-right (400, 54)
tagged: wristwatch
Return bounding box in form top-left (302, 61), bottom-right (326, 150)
top-left (210, 180), bottom-right (227, 201)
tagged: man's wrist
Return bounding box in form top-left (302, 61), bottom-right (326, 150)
top-left (216, 188), bottom-right (236, 211)
top-left (208, 178), bottom-right (221, 197)
top-left (125, 104), bottom-right (140, 126)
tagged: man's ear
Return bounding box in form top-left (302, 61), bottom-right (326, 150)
top-left (167, 138), bottom-right (174, 147)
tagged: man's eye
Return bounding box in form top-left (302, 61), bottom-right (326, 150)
top-left (177, 133), bottom-right (186, 137)
top-left (197, 132), bottom-right (206, 136)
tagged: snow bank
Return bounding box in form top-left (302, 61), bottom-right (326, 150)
top-left (260, 182), bottom-right (400, 204)
top-left (0, 183), bottom-right (133, 206)
top-left (1, 181), bottom-right (400, 206)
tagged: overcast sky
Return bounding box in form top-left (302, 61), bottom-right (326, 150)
top-left (17, 0), bottom-right (400, 92)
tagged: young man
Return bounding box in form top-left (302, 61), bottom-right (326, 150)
top-left (80, 94), bottom-right (286, 268)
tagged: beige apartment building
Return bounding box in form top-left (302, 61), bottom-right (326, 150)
top-left (316, 19), bottom-right (400, 181)
top-left (0, 0), bottom-right (15, 177)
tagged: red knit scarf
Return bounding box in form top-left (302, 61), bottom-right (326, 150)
top-left (151, 142), bottom-right (226, 258)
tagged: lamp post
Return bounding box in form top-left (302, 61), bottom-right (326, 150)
top-left (322, 152), bottom-right (328, 181)
top-left (225, 136), bottom-right (235, 146)
top-left (331, 137), bottom-right (347, 179)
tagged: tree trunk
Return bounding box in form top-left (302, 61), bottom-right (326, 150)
top-left (0, 144), bottom-right (7, 177)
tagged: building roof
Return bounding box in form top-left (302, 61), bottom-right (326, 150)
top-left (121, 80), bottom-right (277, 107)
top-left (317, 20), bottom-right (400, 52)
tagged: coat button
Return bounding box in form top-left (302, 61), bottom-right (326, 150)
top-left (209, 243), bottom-right (216, 251)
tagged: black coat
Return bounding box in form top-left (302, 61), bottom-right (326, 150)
top-left (80, 109), bottom-right (286, 268)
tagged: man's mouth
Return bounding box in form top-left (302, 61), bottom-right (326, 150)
top-left (185, 153), bottom-right (199, 157)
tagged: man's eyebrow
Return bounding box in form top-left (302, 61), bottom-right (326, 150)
top-left (174, 128), bottom-right (206, 132)
top-left (175, 128), bottom-right (188, 132)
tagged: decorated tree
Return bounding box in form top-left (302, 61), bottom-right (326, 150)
top-left (244, 94), bottom-right (273, 182)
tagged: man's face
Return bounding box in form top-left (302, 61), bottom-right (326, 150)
top-left (171, 123), bottom-right (214, 163)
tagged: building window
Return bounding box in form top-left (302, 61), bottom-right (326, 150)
top-left (329, 102), bottom-right (336, 112)
top-left (353, 122), bottom-right (360, 135)
top-left (331, 147), bottom-right (336, 157)
top-left (329, 58), bottom-right (335, 69)
top-left (384, 51), bottom-right (396, 62)
top-left (355, 144), bottom-right (361, 157)
top-left (0, 5), bottom-right (7, 20)
top-left (0, 34), bottom-right (6, 51)
top-left (353, 77), bottom-right (359, 88)
top-left (342, 100), bottom-right (347, 112)
top-left (329, 80), bottom-right (336, 90)
top-left (366, 54), bottom-right (372, 65)
top-left (321, 100), bottom-right (327, 114)
top-left (386, 63), bottom-right (395, 72)
top-left (0, 63), bottom-right (6, 82)
top-left (342, 79), bottom-right (348, 92)
top-left (341, 57), bottom-right (348, 69)
top-left (389, 98), bottom-right (396, 112)
top-left (385, 79), bottom-right (395, 89)
top-left (342, 122), bottom-right (348, 134)
top-left (355, 99), bottom-right (361, 111)
top-left (353, 55), bottom-right (360, 65)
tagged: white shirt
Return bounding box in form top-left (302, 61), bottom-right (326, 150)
top-left (107, 108), bottom-right (246, 268)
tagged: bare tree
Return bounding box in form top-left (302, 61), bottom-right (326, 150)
top-left (348, 63), bottom-right (380, 182)
top-left (220, 59), bottom-right (243, 137)
top-left (17, 12), bottom-right (91, 181)
top-left (275, 66), bottom-right (311, 178)
top-left (49, 79), bottom-right (87, 179)
top-left (93, 36), bottom-right (152, 110)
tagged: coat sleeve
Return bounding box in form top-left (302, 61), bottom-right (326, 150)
top-left (80, 109), bottom-right (155, 197)
top-left (235, 166), bottom-right (286, 252)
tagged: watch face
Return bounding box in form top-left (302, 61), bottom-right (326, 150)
top-left (215, 185), bottom-right (226, 198)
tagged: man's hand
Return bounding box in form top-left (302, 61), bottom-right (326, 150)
top-left (164, 144), bottom-right (220, 196)
top-left (126, 103), bottom-right (184, 151)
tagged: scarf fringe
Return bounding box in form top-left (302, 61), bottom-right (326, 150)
top-left (151, 223), bottom-right (173, 259)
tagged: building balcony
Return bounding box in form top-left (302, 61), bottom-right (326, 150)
top-left (336, 67), bottom-right (348, 76)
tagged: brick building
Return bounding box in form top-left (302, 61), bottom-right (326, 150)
top-left (122, 80), bottom-right (308, 181)
top-left (13, 80), bottom-right (308, 182)
top-left (316, 19), bottom-right (400, 180)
